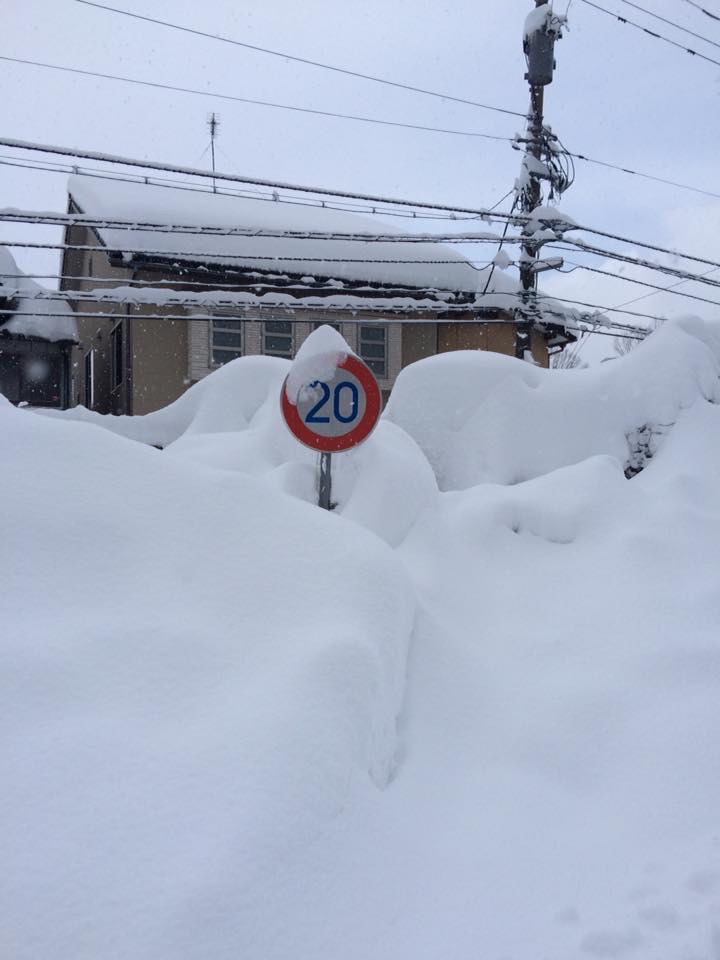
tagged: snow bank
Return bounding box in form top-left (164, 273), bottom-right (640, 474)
top-left (7, 314), bottom-right (720, 959)
top-left (386, 399), bottom-right (720, 960)
top-left (47, 348), bottom-right (438, 547)
top-left (0, 397), bottom-right (415, 959)
top-left (385, 316), bottom-right (720, 489)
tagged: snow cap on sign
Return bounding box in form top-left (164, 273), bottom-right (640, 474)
top-left (285, 324), bottom-right (354, 405)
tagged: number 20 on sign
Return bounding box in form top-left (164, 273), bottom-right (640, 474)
top-left (281, 353), bottom-right (382, 454)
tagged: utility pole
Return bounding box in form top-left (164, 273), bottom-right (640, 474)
top-left (515, 1), bottom-right (566, 361)
top-left (207, 112), bottom-right (220, 193)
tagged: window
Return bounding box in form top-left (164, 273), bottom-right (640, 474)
top-left (264, 320), bottom-right (293, 358)
top-left (211, 317), bottom-right (243, 365)
top-left (84, 349), bottom-right (94, 408)
top-left (111, 322), bottom-right (123, 391)
top-left (313, 321), bottom-right (340, 332)
top-left (359, 324), bottom-right (387, 378)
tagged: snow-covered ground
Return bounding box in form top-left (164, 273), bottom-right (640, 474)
top-left (2, 319), bottom-right (720, 959)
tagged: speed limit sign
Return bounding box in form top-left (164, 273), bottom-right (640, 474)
top-left (281, 353), bottom-right (382, 453)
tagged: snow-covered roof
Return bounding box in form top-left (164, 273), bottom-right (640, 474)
top-left (68, 175), bottom-right (517, 298)
top-left (0, 247), bottom-right (77, 342)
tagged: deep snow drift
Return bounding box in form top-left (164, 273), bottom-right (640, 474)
top-left (3, 319), bottom-right (720, 959)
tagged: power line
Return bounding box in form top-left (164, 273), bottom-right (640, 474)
top-left (15, 232), bottom-right (720, 297)
top-left (5, 124), bottom-right (720, 244)
top-left (608, 265), bottom-right (720, 311)
top-left (73, 0), bottom-right (526, 119)
top-left (0, 209), bottom-right (511, 244)
top-left (533, 292), bottom-right (664, 325)
top-left (578, 0), bottom-right (720, 67)
top-left (5, 54), bottom-right (720, 208)
top-left (0, 56), bottom-right (517, 142)
top-left (6, 229), bottom-right (720, 297)
top-left (8, 211), bottom-right (720, 298)
top-left (569, 152), bottom-right (720, 203)
top-left (0, 136), bottom-right (530, 222)
top-left (558, 230), bottom-right (720, 273)
top-left (0, 296), bottom-right (652, 335)
top-left (564, 260), bottom-right (720, 308)
top-left (0, 156), bottom-right (483, 222)
top-left (3, 278), bottom-right (663, 329)
top-left (616, 0), bottom-right (720, 49)
top-left (557, 238), bottom-right (720, 287)
top-left (0, 266), bottom-right (499, 291)
top-left (678, 0), bottom-right (720, 22)
top-left (7, 139), bottom-right (720, 283)
top-left (1, 239), bottom-right (522, 263)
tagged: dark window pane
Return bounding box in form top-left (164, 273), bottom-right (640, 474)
top-left (360, 342), bottom-right (384, 358)
top-left (213, 319), bottom-right (243, 332)
top-left (213, 348), bottom-right (243, 365)
top-left (314, 321), bottom-right (340, 331)
top-left (265, 320), bottom-right (292, 334)
top-left (360, 326), bottom-right (385, 342)
top-left (0, 353), bottom-right (21, 404)
top-left (213, 331), bottom-right (243, 348)
top-left (265, 335), bottom-right (292, 352)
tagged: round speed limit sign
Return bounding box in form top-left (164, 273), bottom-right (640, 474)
top-left (281, 353), bottom-right (382, 453)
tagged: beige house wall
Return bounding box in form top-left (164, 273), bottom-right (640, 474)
top-left (438, 320), bottom-right (549, 367)
top-left (187, 311), bottom-right (401, 396)
top-left (63, 233), bottom-right (555, 416)
top-left (128, 309), bottom-right (189, 416)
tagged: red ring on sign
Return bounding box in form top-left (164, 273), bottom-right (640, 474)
top-left (281, 354), bottom-right (382, 452)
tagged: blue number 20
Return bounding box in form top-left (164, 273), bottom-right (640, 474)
top-left (305, 380), bottom-right (359, 425)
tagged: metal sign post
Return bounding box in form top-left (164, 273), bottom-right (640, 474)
top-left (318, 451), bottom-right (333, 511)
top-left (281, 352), bottom-right (381, 510)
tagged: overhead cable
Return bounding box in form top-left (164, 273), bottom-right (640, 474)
top-left (0, 56), bottom-right (516, 141)
top-left (0, 136), bottom-right (531, 223)
top-left (7, 137), bottom-right (720, 269)
top-left (1, 268), bottom-right (495, 290)
top-left (73, 0), bottom-right (525, 118)
top-left (678, 0), bottom-right (720, 22)
top-left (578, 0), bottom-right (720, 67)
top-left (4, 54), bottom-right (719, 207)
top-left (569, 152), bottom-right (720, 202)
top-left (616, 0), bottom-right (720, 49)
top-left (0, 291), bottom-right (661, 328)
top-left (607, 265), bottom-right (720, 312)
top-left (564, 261), bottom-right (720, 308)
top-left (558, 238), bottom-right (720, 287)
top-left (0, 156), bottom-right (484, 222)
top-left (0, 210), bottom-right (510, 243)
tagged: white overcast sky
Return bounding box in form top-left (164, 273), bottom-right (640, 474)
top-left (4, 0), bottom-right (720, 360)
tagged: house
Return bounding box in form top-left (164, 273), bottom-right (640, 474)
top-left (60, 175), bottom-right (574, 415)
top-left (0, 247), bottom-right (77, 408)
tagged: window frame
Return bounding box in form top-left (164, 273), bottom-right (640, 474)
top-left (84, 348), bottom-right (95, 409)
top-left (263, 319), bottom-right (294, 358)
top-left (110, 321), bottom-right (124, 392)
top-left (210, 315), bottom-right (244, 366)
top-left (358, 323), bottom-right (388, 379)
